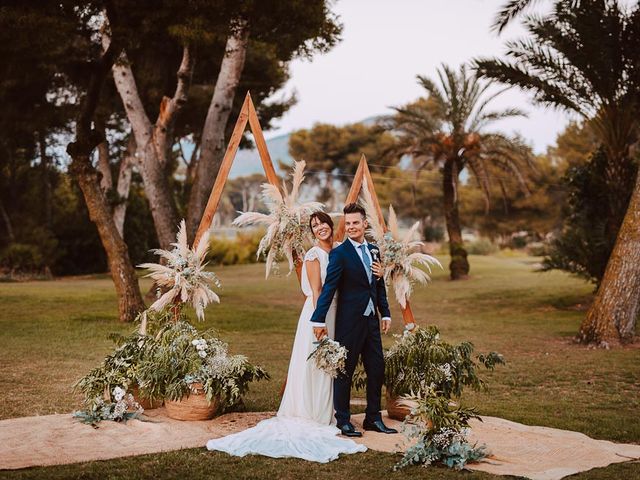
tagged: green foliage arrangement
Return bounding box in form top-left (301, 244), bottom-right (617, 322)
top-left (354, 326), bottom-right (503, 471)
top-left (73, 309), bottom-right (174, 407)
top-left (394, 388), bottom-right (488, 470)
top-left (73, 331), bottom-right (151, 404)
top-left (379, 326), bottom-right (504, 398)
top-left (74, 306), bottom-right (269, 421)
top-left (137, 321), bottom-right (269, 407)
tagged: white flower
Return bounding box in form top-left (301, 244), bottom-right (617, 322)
top-left (112, 386), bottom-right (126, 402)
top-left (191, 340), bottom-right (199, 346)
top-left (439, 363), bottom-right (452, 380)
top-left (198, 350), bottom-right (207, 358)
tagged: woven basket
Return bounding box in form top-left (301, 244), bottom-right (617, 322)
top-left (130, 385), bottom-right (162, 410)
top-left (164, 383), bottom-right (220, 421)
top-left (385, 391), bottom-right (415, 421)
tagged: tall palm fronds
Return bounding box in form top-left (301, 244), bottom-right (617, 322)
top-left (360, 180), bottom-right (442, 308)
top-left (478, 0), bottom-right (640, 166)
top-left (492, 0), bottom-right (580, 33)
top-left (233, 160), bottom-right (323, 278)
top-left (138, 220), bottom-right (220, 321)
top-left (493, 0), bottom-right (543, 33)
top-left (393, 65), bottom-right (532, 208)
top-left (389, 64), bottom-right (533, 279)
top-left (478, 0), bottom-right (640, 345)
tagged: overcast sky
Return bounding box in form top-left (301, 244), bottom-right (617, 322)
top-left (265, 0), bottom-right (576, 154)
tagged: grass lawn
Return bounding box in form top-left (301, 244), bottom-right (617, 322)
top-left (0, 254), bottom-right (638, 479)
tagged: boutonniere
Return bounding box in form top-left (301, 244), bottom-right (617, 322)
top-left (370, 247), bottom-right (380, 263)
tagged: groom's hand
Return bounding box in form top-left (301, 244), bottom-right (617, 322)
top-left (313, 326), bottom-right (327, 341)
top-left (381, 319), bottom-right (391, 334)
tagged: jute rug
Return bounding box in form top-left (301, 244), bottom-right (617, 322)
top-left (1, 409), bottom-right (639, 480)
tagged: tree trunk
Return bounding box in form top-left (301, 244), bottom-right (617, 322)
top-left (0, 196), bottom-right (14, 242)
top-left (110, 44), bottom-right (193, 249)
top-left (111, 56), bottom-right (178, 249)
top-left (186, 18), bottom-right (250, 240)
top-left (64, 4), bottom-right (145, 323)
top-left (38, 131), bottom-right (53, 227)
top-left (185, 136), bottom-right (199, 183)
top-left (443, 160), bottom-right (469, 280)
top-left (113, 135), bottom-right (136, 236)
top-left (95, 122), bottom-right (113, 194)
top-left (70, 158), bottom-right (145, 322)
top-left (579, 168), bottom-right (640, 346)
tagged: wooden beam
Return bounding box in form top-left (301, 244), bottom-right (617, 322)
top-left (193, 93), bottom-right (251, 248)
top-left (335, 155), bottom-right (366, 241)
top-left (361, 159), bottom-right (386, 232)
top-left (338, 154), bottom-right (417, 328)
top-left (192, 91), bottom-right (303, 283)
top-left (247, 93), bottom-right (279, 186)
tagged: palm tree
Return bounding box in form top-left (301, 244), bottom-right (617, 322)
top-left (492, 0), bottom-right (546, 33)
top-left (390, 64), bottom-right (533, 280)
top-left (476, 0), bottom-right (640, 345)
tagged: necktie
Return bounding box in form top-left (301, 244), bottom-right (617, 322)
top-left (360, 244), bottom-right (371, 281)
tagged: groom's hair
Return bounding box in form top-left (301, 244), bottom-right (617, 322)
top-left (343, 203), bottom-right (366, 219)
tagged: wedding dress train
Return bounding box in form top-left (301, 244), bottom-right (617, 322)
top-left (206, 246), bottom-right (367, 462)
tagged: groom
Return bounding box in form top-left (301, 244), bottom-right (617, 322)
top-left (310, 203), bottom-right (398, 437)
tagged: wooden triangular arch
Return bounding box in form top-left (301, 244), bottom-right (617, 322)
top-left (338, 154), bottom-right (417, 328)
top-left (193, 91), bottom-right (280, 248)
top-left (193, 94), bottom-right (416, 327)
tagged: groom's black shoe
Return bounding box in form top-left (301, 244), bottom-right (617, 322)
top-left (338, 423), bottom-right (363, 438)
top-left (363, 419), bottom-right (398, 434)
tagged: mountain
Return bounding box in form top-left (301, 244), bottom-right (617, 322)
top-left (229, 116), bottom-right (382, 178)
top-left (229, 132), bottom-right (293, 178)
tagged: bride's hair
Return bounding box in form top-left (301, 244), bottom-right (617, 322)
top-left (309, 211), bottom-right (334, 235)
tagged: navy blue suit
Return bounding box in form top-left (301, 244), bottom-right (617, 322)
top-left (310, 239), bottom-right (391, 426)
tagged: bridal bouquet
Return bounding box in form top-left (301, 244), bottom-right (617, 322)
top-left (307, 337), bottom-right (348, 378)
top-left (360, 180), bottom-right (442, 308)
top-left (233, 161), bottom-right (323, 278)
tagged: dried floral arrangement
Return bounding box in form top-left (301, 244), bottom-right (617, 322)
top-left (359, 180), bottom-right (442, 308)
top-left (138, 220), bottom-right (221, 321)
top-left (233, 160), bottom-right (323, 277)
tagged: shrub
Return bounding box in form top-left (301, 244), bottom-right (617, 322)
top-left (208, 230), bottom-right (263, 265)
top-left (527, 242), bottom-right (549, 257)
top-left (0, 243), bottom-right (46, 273)
top-left (423, 224), bottom-right (444, 242)
top-left (466, 238), bottom-right (498, 256)
top-left (542, 147), bottom-right (637, 285)
top-left (372, 325), bottom-right (504, 398)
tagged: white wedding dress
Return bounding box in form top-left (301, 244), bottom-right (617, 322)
top-left (206, 246), bottom-right (367, 462)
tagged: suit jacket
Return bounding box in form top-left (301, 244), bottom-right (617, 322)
top-left (310, 240), bottom-right (391, 328)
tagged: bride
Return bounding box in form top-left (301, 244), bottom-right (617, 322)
top-left (206, 212), bottom-right (368, 462)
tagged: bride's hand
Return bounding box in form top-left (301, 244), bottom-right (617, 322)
top-left (372, 261), bottom-right (384, 279)
top-left (313, 326), bottom-right (327, 341)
